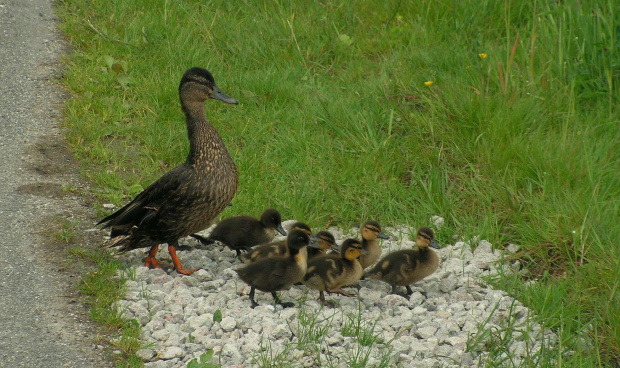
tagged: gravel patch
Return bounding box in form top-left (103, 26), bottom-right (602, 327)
top-left (114, 219), bottom-right (557, 367)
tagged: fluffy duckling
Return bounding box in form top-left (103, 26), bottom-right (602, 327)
top-left (303, 238), bottom-right (368, 306)
top-left (365, 227), bottom-right (440, 296)
top-left (239, 222), bottom-right (311, 264)
top-left (190, 208), bottom-right (286, 257)
top-left (309, 231), bottom-right (337, 260)
top-left (97, 68), bottom-right (238, 275)
top-left (235, 229), bottom-right (321, 308)
top-left (358, 220), bottom-right (390, 269)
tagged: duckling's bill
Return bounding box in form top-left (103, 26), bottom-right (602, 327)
top-left (430, 239), bottom-right (440, 249)
top-left (276, 224), bottom-right (287, 236)
top-left (210, 87), bottom-right (238, 105)
top-left (308, 235), bottom-right (322, 249)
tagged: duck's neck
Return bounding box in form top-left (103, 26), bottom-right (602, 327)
top-left (181, 100), bottom-right (232, 169)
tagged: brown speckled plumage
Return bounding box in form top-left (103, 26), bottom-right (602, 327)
top-left (303, 238), bottom-right (366, 305)
top-left (365, 227), bottom-right (440, 296)
top-left (97, 68), bottom-right (239, 275)
top-left (235, 229), bottom-right (321, 308)
top-left (358, 220), bottom-right (390, 269)
top-left (239, 222), bottom-right (312, 264)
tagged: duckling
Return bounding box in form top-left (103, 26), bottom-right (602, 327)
top-left (358, 220), bottom-right (390, 269)
top-left (303, 238), bottom-right (368, 306)
top-left (190, 208), bottom-right (286, 257)
top-left (239, 222), bottom-right (311, 264)
top-left (309, 231), bottom-right (337, 260)
top-left (365, 227), bottom-right (440, 296)
top-left (235, 229), bottom-right (321, 308)
top-left (97, 68), bottom-right (238, 275)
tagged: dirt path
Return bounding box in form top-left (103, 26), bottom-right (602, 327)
top-left (0, 0), bottom-right (112, 366)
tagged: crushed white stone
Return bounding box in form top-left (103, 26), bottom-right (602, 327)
top-left (114, 218), bottom-right (557, 367)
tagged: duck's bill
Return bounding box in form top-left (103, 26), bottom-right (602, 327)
top-left (361, 249), bottom-right (370, 255)
top-left (378, 231), bottom-right (390, 240)
top-left (307, 241), bottom-right (321, 249)
top-left (331, 244), bottom-right (341, 252)
top-left (211, 87), bottom-right (238, 104)
top-left (276, 225), bottom-right (287, 236)
top-left (430, 239), bottom-right (440, 249)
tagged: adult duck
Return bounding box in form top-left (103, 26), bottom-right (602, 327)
top-left (98, 67), bottom-right (238, 275)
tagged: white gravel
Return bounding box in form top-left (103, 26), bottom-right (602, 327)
top-left (114, 219), bottom-right (557, 367)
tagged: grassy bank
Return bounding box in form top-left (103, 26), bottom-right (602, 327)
top-left (56, 0), bottom-right (618, 366)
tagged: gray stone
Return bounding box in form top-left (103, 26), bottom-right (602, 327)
top-left (158, 346), bottom-right (185, 360)
top-left (220, 316), bottom-right (237, 332)
top-left (415, 326), bottom-right (438, 339)
top-left (136, 348), bottom-right (156, 361)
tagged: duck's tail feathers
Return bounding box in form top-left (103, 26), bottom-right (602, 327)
top-left (189, 234), bottom-right (215, 245)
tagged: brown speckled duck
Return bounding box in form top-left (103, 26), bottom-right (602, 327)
top-left (358, 220), bottom-right (390, 269)
top-left (365, 227), bottom-right (440, 296)
top-left (191, 208), bottom-right (286, 257)
top-left (97, 68), bottom-right (238, 275)
top-left (303, 238), bottom-right (368, 306)
top-left (235, 229), bottom-right (321, 308)
top-left (239, 222), bottom-right (311, 264)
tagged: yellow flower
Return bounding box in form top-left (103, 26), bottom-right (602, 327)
top-left (424, 81), bottom-right (434, 87)
top-left (479, 53), bottom-right (488, 59)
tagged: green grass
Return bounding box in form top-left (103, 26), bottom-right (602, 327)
top-left (68, 248), bottom-right (144, 367)
top-left (56, 0), bottom-right (618, 366)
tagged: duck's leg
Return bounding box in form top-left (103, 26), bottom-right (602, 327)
top-left (271, 292), bottom-right (294, 308)
top-left (318, 291), bottom-right (336, 308)
top-left (144, 245), bottom-right (172, 270)
top-left (405, 286), bottom-right (414, 295)
top-left (168, 241), bottom-right (200, 275)
top-left (249, 287), bottom-right (259, 308)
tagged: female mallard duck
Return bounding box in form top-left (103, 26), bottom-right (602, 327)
top-left (235, 229), bottom-right (321, 308)
top-left (239, 222), bottom-right (311, 264)
top-left (365, 227), bottom-right (440, 296)
top-left (358, 220), bottom-right (390, 269)
top-left (97, 67), bottom-right (238, 275)
top-left (191, 208), bottom-right (286, 257)
top-left (303, 238), bottom-right (368, 306)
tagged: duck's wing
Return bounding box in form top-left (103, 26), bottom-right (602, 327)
top-left (97, 167), bottom-right (185, 232)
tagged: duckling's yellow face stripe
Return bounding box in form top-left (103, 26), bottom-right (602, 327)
top-left (417, 232), bottom-right (433, 242)
top-left (365, 226), bottom-right (381, 233)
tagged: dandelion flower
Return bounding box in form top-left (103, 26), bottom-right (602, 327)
top-left (478, 53), bottom-right (487, 59)
top-left (424, 81), bottom-right (434, 87)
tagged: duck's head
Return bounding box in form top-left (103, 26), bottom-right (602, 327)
top-left (289, 222), bottom-right (312, 236)
top-left (287, 229), bottom-right (321, 251)
top-left (260, 208), bottom-right (286, 236)
top-left (361, 220), bottom-right (389, 241)
top-left (416, 227), bottom-right (440, 249)
top-left (315, 230), bottom-right (336, 251)
top-left (340, 238), bottom-right (368, 261)
top-left (179, 67), bottom-right (238, 105)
